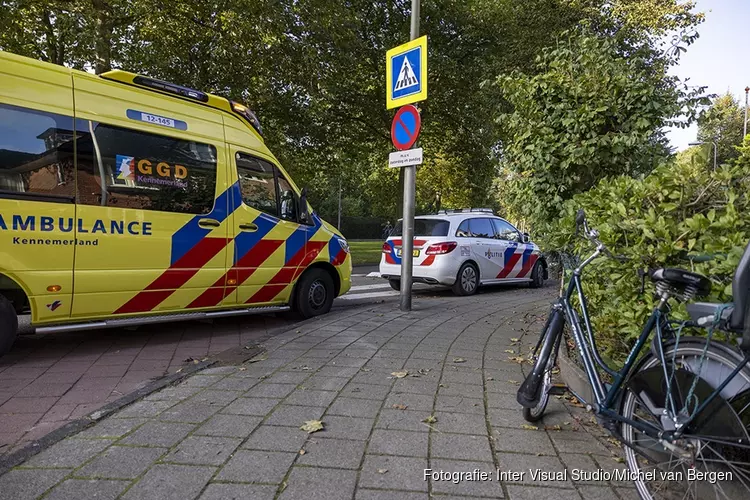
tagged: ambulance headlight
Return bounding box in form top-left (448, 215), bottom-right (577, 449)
top-left (337, 238), bottom-right (350, 253)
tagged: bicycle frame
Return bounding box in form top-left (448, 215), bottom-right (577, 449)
top-left (558, 246), bottom-right (750, 442)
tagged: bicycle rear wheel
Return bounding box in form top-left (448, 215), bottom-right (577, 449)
top-left (517, 307), bottom-right (564, 422)
top-left (620, 339), bottom-right (750, 499)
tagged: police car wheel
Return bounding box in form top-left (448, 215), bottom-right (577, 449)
top-left (388, 280), bottom-right (400, 291)
top-left (530, 262), bottom-right (544, 289)
top-left (452, 262), bottom-right (479, 296)
top-left (295, 269), bottom-right (334, 319)
top-left (0, 295), bottom-right (19, 356)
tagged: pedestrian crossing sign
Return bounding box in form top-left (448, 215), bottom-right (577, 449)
top-left (386, 36), bottom-right (427, 109)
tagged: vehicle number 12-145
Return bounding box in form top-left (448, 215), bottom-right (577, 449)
top-left (141, 112), bottom-right (175, 128)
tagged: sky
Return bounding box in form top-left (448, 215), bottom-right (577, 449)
top-left (666, 0), bottom-right (750, 151)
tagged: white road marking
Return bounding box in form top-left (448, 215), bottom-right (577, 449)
top-left (349, 283), bottom-right (391, 292)
top-left (337, 291), bottom-right (398, 301)
top-left (366, 272), bottom-right (382, 278)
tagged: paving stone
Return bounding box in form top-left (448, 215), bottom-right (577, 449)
top-left (0, 468), bottom-right (69, 500)
top-left (350, 373), bottom-right (394, 387)
top-left (298, 436), bottom-right (366, 469)
top-left (614, 487), bottom-right (641, 500)
top-left (493, 427), bottom-right (556, 456)
top-left (121, 464), bottom-right (216, 500)
top-left (216, 450), bottom-right (296, 483)
top-left (194, 414), bottom-right (262, 438)
top-left (300, 375), bottom-right (349, 391)
top-left (437, 381), bottom-right (485, 398)
top-left (340, 383), bottom-right (391, 400)
top-left (76, 445), bottom-right (166, 479)
top-left (486, 391), bottom-right (521, 409)
top-left (285, 389), bottom-right (337, 407)
top-left (558, 453), bottom-right (603, 484)
top-left (314, 415), bottom-right (374, 441)
top-left (265, 404), bottom-right (325, 427)
top-left (44, 479), bottom-right (129, 500)
top-left (158, 402), bottom-right (223, 423)
top-left (279, 466), bottom-right (357, 500)
top-left (375, 409), bottom-right (430, 433)
top-left (263, 371), bottom-right (312, 385)
top-left (327, 397), bottom-right (382, 418)
top-left (142, 386), bottom-right (202, 402)
top-left (495, 453), bottom-right (573, 487)
top-left (355, 490), bottom-right (429, 500)
top-left (506, 485), bottom-right (580, 500)
top-left (435, 395), bottom-right (484, 414)
top-left (359, 455), bottom-right (428, 492)
top-left (577, 486), bottom-right (622, 500)
top-left (178, 375), bottom-right (224, 388)
top-left (248, 383), bottom-right (298, 398)
top-left (76, 418), bottom-right (148, 439)
top-left (316, 365), bottom-right (361, 378)
top-left (242, 424), bottom-right (309, 452)
top-left (431, 432), bottom-right (494, 462)
top-left (188, 389), bottom-right (242, 406)
top-left (210, 376), bottom-right (261, 392)
top-left (383, 393), bottom-right (434, 411)
top-left (120, 421), bottom-right (195, 448)
top-left (24, 438), bottom-right (113, 468)
top-left (549, 431), bottom-right (611, 456)
top-left (113, 400), bottom-right (174, 418)
top-left (368, 429), bottom-right (428, 457)
top-left (163, 436), bottom-right (241, 466)
top-left (486, 379), bottom-right (523, 394)
top-left (198, 483), bottom-right (277, 500)
top-left (390, 378), bottom-right (440, 395)
top-left (430, 459), bottom-right (503, 498)
top-left (221, 397), bottom-right (281, 416)
top-left (440, 370), bottom-right (485, 386)
top-left (488, 408), bottom-right (530, 429)
top-left (432, 412), bottom-right (487, 435)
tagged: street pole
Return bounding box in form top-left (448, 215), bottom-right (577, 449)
top-left (744, 87), bottom-right (749, 139)
top-left (399, 0), bottom-right (419, 312)
top-left (337, 177), bottom-right (342, 229)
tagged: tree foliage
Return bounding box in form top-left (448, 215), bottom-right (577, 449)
top-left (494, 31), bottom-right (708, 231)
top-left (696, 92), bottom-right (747, 167)
top-left (551, 139), bottom-right (750, 362)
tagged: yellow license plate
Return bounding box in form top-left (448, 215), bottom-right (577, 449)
top-left (397, 249), bottom-right (420, 257)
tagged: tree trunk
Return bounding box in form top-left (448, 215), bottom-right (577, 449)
top-left (92, 0), bottom-right (112, 74)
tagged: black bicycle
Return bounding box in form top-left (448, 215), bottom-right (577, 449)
top-left (517, 209), bottom-right (750, 499)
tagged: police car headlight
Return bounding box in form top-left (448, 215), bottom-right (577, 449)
top-left (337, 238), bottom-right (350, 253)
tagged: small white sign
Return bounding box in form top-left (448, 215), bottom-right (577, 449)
top-left (141, 112), bottom-right (175, 128)
top-left (388, 148), bottom-right (423, 168)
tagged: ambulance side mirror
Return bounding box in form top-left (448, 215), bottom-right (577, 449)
top-left (299, 187), bottom-right (310, 224)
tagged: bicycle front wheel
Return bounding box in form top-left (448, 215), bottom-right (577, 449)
top-left (620, 339), bottom-right (750, 500)
top-left (517, 307), bottom-right (564, 422)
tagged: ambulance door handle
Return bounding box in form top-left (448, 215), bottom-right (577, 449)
top-left (198, 218), bottom-right (220, 228)
top-left (238, 223), bottom-right (258, 232)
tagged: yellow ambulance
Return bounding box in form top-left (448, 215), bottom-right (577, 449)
top-left (0, 51), bottom-right (352, 355)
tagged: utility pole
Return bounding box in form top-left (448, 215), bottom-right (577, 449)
top-left (399, 0), bottom-right (419, 312)
top-left (744, 86), bottom-right (749, 139)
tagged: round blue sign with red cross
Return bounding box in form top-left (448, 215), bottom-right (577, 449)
top-left (391, 105), bottom-right (421, 151)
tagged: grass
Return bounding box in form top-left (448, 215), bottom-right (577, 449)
top-left (349, 239), bottom-right (383, 266)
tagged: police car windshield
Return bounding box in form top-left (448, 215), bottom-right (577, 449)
top-left (391, 219), bottom-right (449, 237)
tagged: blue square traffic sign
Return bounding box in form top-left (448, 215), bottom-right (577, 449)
top-left (391, 46), bottom-right (422, 100)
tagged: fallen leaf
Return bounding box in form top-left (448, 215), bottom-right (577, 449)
top-left (193, 359), bottom-right (200, 364)
top-left (299, 449), bottom-right (306, 455)
top-left (422, 415), bottom-right (438, 424)
top-left (544, 425), bottom-right (562, 431)
top-left (452, 357), bottom-right (466, 363)
top-left (504, 349), bottom-right (515, 354)
top-left (296, 330), bottom-right (301, 333)
top-left (392, 404), bottom-right (408, 410)
top-left (418, 368), bottom-right (431, 375)
top-left (238, 367), bottom-right (247, 371)
top-left (390, 371), bottom-right (409, 379)
top-left (510, 338), bottom-right (520, 342)
top-left (300, 420), bottom-right (324, 434)
top-left (508, 379), bottom-right (519, 384)
top-left (486, 376), bottom-right (494, 381)
top-left (614, 457), bottom-right (625, 463)
top-left (439, 383), bottom-right (447, 388)
top-left (521, 424), bottom-right (539, 431)
top-left (377, 468), bottom-right (388, 474)
top-left (361, 368), bottom-right (371, 372)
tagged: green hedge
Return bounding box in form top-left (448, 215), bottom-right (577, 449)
top-left (545, 140), bottom-right (750, 362)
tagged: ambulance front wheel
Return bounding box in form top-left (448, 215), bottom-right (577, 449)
top-left (0, 295), bottom-right (19, 356)
top-left (295, 268), bottom-right (335, 319)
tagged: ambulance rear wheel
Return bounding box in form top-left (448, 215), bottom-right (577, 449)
top-left (295, 269), bottom-right (335, 319)
top-left (0, 295), bottom-right (19, 356)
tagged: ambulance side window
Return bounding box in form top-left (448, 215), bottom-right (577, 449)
top-left (236, 153), bottom-right (279, 218)
top-left (0, 103), bottom-right (76, 203)
top-left (276, 170), bottom-right (298, 222)
top-left (76, 122), bottom-right (217, 214)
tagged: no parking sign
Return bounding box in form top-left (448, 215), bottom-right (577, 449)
top-left (391, 105), bottom-right (421, 151)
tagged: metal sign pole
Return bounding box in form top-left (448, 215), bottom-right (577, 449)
top-left (399, 0), bottom-right (420, 312)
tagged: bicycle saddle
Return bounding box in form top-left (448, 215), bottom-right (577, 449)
top-left (650, 268), bottom-right (711, 297)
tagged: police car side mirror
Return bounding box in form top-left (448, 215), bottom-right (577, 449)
top-left (521, 232), bottom-right (530, 243)
top-left (299, 187), bottom-right (310, 224)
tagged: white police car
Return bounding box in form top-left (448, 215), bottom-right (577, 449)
top-left (380, 209), bottom-right (547, 295)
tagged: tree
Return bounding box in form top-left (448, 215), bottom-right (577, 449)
top-left (696, 92), bottom-right (746, 166)
top-left (493, 31), bottom-right (708, 231)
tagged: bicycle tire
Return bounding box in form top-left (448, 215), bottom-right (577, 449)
top-left (517, 307), bottom-right (564, 421)
top-left (619, 339), bottom-right (750, 500)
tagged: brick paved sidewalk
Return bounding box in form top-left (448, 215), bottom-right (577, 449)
top-left (0, 287), bottom-right (637, 500)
